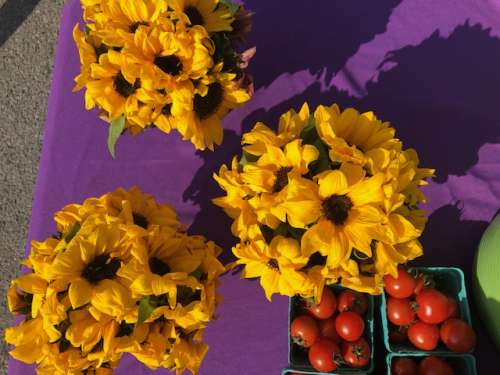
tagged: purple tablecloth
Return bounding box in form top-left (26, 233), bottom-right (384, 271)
top-left (9, 0), bottom-right (500, 374)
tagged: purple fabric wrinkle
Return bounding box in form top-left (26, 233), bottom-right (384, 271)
top-left (9, 0), bottom-right (500, 373)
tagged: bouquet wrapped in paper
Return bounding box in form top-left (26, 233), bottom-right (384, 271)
top-left (214, 102), bottom-right (434, 300)
top-left (6, 187), bottom-right (225, 374)
top-left (73, 0), bottom-right (254, 155)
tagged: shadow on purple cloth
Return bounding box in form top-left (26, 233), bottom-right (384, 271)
top-left (8, 0), bottom-right (500, 374)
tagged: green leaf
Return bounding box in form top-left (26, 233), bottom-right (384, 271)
top-left (189, 268), bottom-right (204, 280)
top-left (138, 296), bottom-right (156, 324)
top-left (273, 223), bottom-right (289, 237)
top-left (64, 223), bottom-right (81, 243)
top-left (312, 139), bottom-right (331, 174)
top-left (107, 116), bottom-right (125, 158)
top-left (219, 0), bottom-right (239, 14)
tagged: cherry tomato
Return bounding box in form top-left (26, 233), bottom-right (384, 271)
top-left (407, 321), bottom-right (440, 351)
top-left (308, 338), bottom-right (340, 372)
top-left (318, 318), bottom-right (341, 343)
top-left (384, 266), bottom-right (416, 299)
top-left (306, 287), bottom-right (337, 319)
top-left (335, 311), bottom-right (365, 342)
top-left (414, 274), bottom-right (426, 295)
top-left (445, 296), bottom-right (459, 319)
top-left (416, 289), bottom-right (449, 324)
top-left (440, 318), bottom-right (476, 353)
top-left (290, 315), bottom-right (319, 348)
top-left (418, 356), bottom-right (453, 375)
top-left (387, 297), bottom-right (416, 326)
top-left (389, 325), bottom-right (408, 344)
top-left (337, 289), bottom-right (369, 315)
top-left (392, 357), bottom-right (418, 375)
top-left (341, 337), bottom-right (370, 368)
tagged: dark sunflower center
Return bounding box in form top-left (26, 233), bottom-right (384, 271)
top-left (94, 45), bottom-right (107, 60)
top-left (116, 322), bottom-right (134, 337)
top-left (184, 6), bottom-right (204, 26)
top-left (154, 55), bottom-right (183, 76)
top-left (267, 259), bottom-right (279, 271)
top-left (162, 103), bottom-right (172, 116)
top-left (193, 82), bottom-right (224, 120)
top-left (81, 254), bottom-right (120, 284)
top-left (149, 257), bottom-right (171, 276)
top-left (272, 167), bottom-right (293, 193)
top-left (132, 212), bottom-right (149, 229)
top-left (113, 72), bottom-right (139, 98)
top-left (322, 194), bottom-right (353, 226)
top-left (129, 21), bottom-right (148, 33)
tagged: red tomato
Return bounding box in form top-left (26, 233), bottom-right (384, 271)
top-left (318, 318), bottom-right (341, 343)
top-left (335, 311), bottom-right (365, 342)
top-left (337, 289), bottom-right (369, 315)
top-left (387, 297), bottom-right (416, 326)
top-left (341, 337), bottom-right (370, 368)
top-left (440, 318), bottom-right (476, 353)
top-left (389, 325), bottom-right (408, 344)
top-left (306, 287), bottom-right (337, 319)
top-left (416, 289), bottom-right (449, 324)
top-left (290, 315), bottom-right (319, 348)
top-left (392, 357), bottom-right (418, 375)
top-left (308, 338), bottom-right (340, 372)
top-left (384, 266), bottom-right (416, 299)
top-left (418, 356), bottom-right (453, 375)
top-left (407, 321), bottom-right (440, 351)
top-left (445, 296), bottom-right (459, 319)
top-left (414, 274), bottom-right (426, 295)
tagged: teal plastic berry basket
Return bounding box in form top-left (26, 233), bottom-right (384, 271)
top-left (288, 285), bottom-right (375, 374)
top-left (381, 267), bottom-right (473, 354)
top-left (386, 353), bottom-right (477, 375)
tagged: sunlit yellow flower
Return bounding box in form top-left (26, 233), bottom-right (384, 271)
top-left (85, 50), bottom-right (145, 121)
top-left (91, 0), bottom-right (168, 46)
top-left (123, 25), bottom-right (212, 86)
top-left (170, 337), bottom-right (208, 375)
top-left (49, 224), bottom-right (135, 318)
top-left (242, 103), bottom-right (311, 157)
top-left (283, 167), bottom-right (385, 266)
top-left (233, 236), bottom-right (311, 300)
top-left (118, 227), bottom-right (202, 307)
top-left (37, 343), bottom-right (94, 375)
top-left (169, 0), bottom-right (234, 33)
top-left (176, 64), bottom-right (250, 150)
top-left (22, 238), bottom-right (60, 280)
top-left (9, 273), bottom-right (48, 318)
top-left (102, 186), bottom-right (178, 231)
top-left (212, 157), bottom-right (262, 240)
top-left (5, 317), bottom-right (49, 364)
top-left (127, 321), bottom-right (175, 369)
top-left (39, 287), bottom-right (71, 343)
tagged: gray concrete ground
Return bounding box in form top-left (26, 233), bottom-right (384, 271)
top-left (0, 0), bottom-right (65, 372)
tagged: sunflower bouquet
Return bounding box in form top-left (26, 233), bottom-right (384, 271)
top-left (213, 102), bottom-right (434, 301)
top-left (73, 0), bottom-right (254, 155)
top-left (5, 187), bottom-right (225, 375)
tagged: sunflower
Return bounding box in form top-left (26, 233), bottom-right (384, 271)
top-left (48, 223), bottom-right (135, 318)
top-left (118, 227), bottom-right (202, 308)
top-left (85, 49), bottom-right (145, 121)
top-left (5, 317), bottom-right (49, 364)
top-left (169, 336), bottom-right (208, 375)
top-left (282, 166), bottom-right (385, 267)
top-left (315, 104), bottom-right (402, 153)
top-left (176, 64), bottom-right (250, 150)
top-left (73, 25), bottom-right (108, 110)
top-left (242, 103), bottom-right (311, 157)
top-left (239, 140), bottom-right (319, 228)
top-left (91, 0), bottom-right (168, 46)
top-left (233, 236), bottom-right (311, 300)
top-left (22, 238), bottom-right (61, 281)
top-left (39, 287), bottom-right (71, 343)
top-left (169, 0), bottom-right (234, 33)
top-left (101, 186), bottom-right (178, 231)
top-left (212, 157), bottom-right (262, 240)
top-left (37, 343), bottom-right (94, 375)
top-left (8, 273), bottom-right (48, 318)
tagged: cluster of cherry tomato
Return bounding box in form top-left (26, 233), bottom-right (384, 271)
top-left (290, 287), bottom-right (371, 372)
top-left (392, 356), bottom-right (455, 375)
top-left (384, 267), bottom-right (476, 353)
